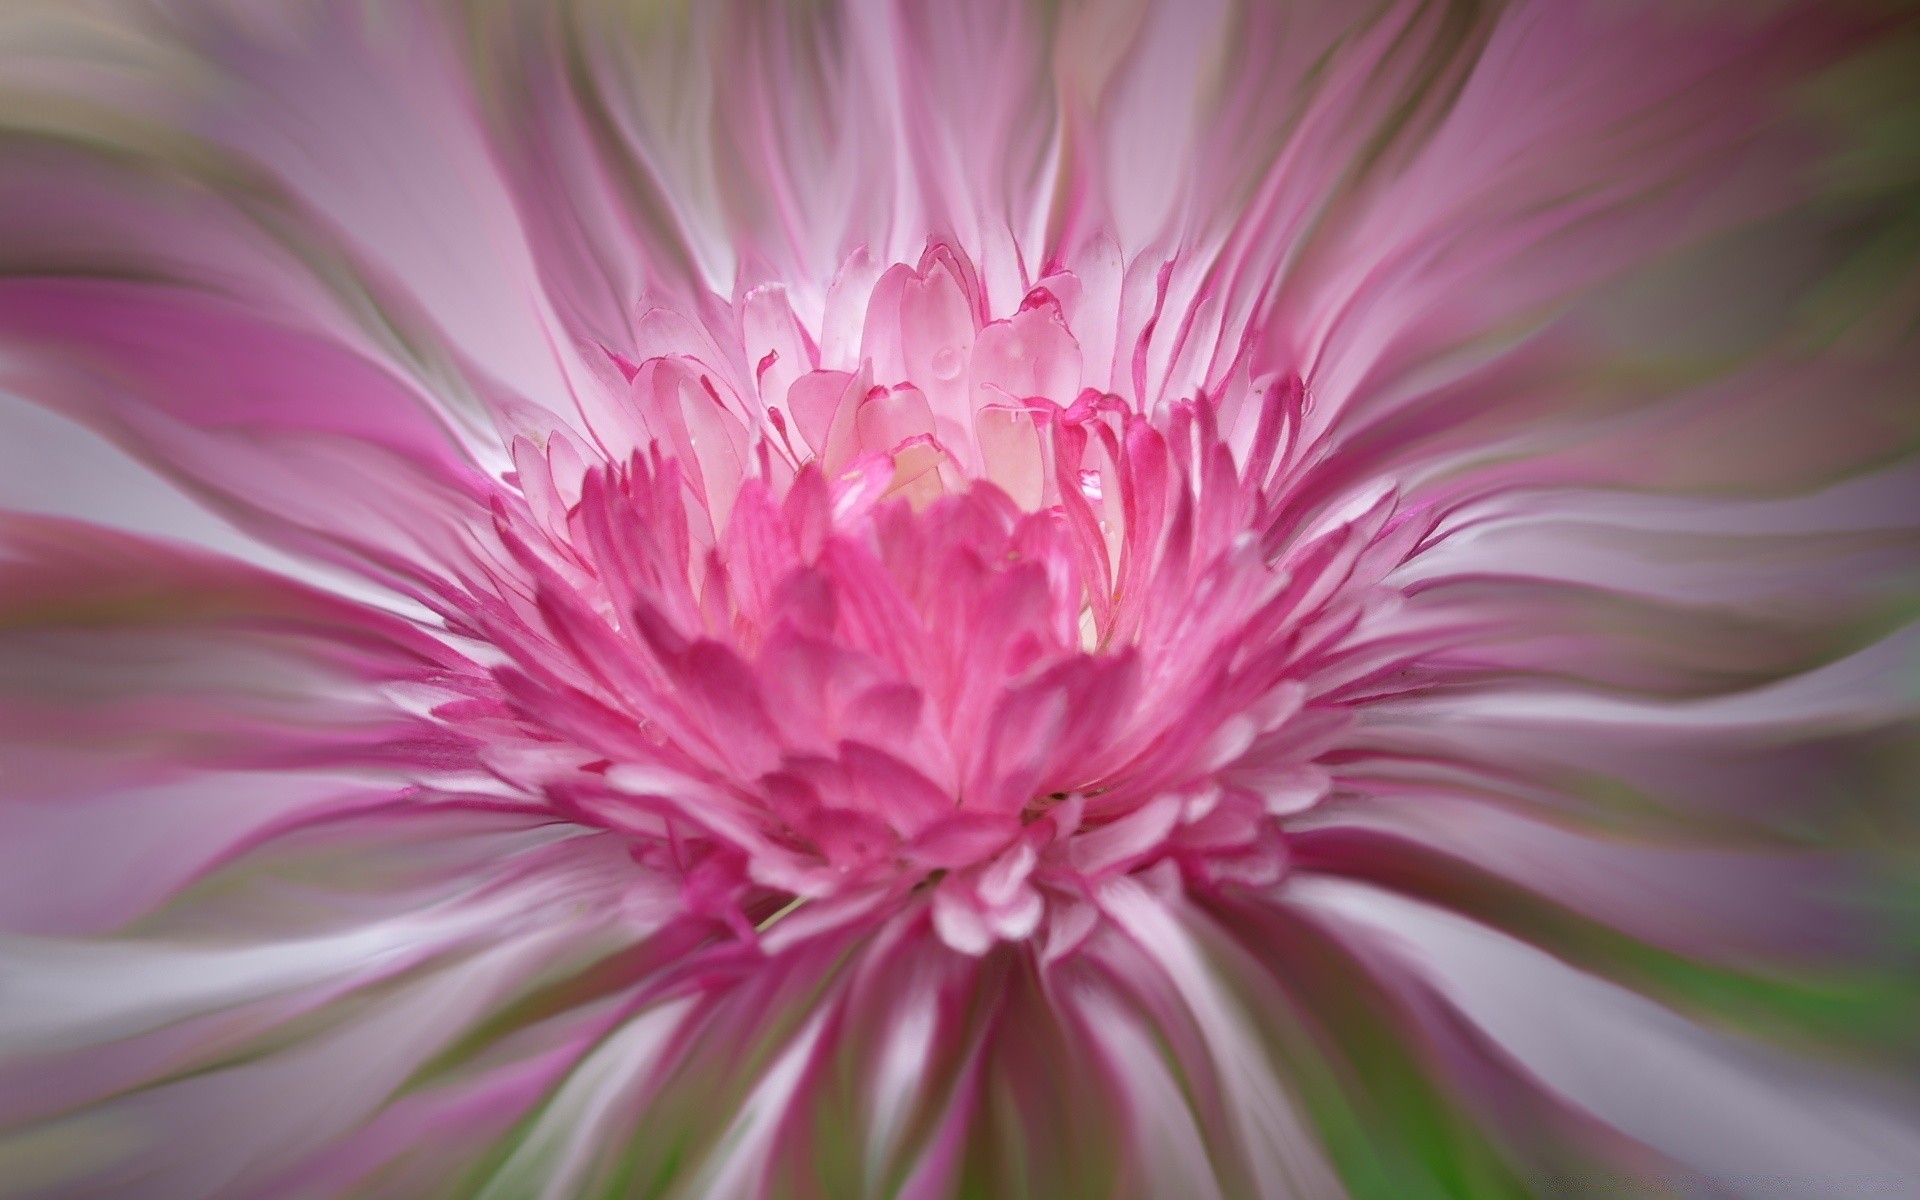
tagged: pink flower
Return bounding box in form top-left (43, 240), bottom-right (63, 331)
top-left (1, 1), bottom-right (1916, 1196)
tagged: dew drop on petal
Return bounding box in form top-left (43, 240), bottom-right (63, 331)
top-left (931, 345), bottom-right (964, 381)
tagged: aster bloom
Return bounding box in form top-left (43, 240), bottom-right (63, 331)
top-left (2, 1), bottom-right (1919, 1196)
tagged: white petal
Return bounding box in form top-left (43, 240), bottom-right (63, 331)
top-left (1294, 877), bottom-right (1920, 1195)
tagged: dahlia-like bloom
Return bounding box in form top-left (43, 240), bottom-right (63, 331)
top-left (2, 1), bottom-right (1918, 1196)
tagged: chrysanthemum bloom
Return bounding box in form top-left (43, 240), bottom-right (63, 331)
top-left (1, 1), bottom-right (1917, 1196)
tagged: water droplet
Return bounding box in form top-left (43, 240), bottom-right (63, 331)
top-left (931, 345), bottom-right (963, 381)
top-left (1078, 469), bottom-right (1103, 502)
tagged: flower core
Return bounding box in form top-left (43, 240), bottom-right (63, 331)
top-left (447, 243), bottom-right (1422, 957)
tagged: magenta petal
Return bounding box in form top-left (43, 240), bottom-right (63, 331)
top-left (0, 282), bottom-right (489, 588)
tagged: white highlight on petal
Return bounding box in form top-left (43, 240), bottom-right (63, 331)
top-left (866, 982), bottom-right (938, 1187)
top-left (0, 895), bottom-right (517, 1057)
top-left (0, 391), bottom-right (429, 619)
top-left (1077, 986), bottom-right (1229, 1200)
top-left (1, 917), bottom-right (590, 1199)
top-left (680, 1010), bottom-right (827, 1199)
top-left (1384, 624), bottom-right (1920, 734)
top-left (1100, 878), bottom-right (1345, 1200)
top-left (1293, 877), bottom-right (1920, 1195)
top-left (474, 999), bottom-right (692, 1200)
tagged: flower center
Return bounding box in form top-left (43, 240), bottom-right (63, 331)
top-left (453, 247), bottom-right (1396, 956)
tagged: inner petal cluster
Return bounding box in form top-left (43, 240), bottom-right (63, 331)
top-left (437, 244), bottom-right (1428, 956)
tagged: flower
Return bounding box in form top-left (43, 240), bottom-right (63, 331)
top-left (1, 1), bottom-right (1917, 1197)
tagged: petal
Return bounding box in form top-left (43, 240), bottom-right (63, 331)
top-left (0, 516), bottom-right (479, 935)
top-left (0, 281), bottom-right (489, 590)
top-left (1292, 878), bottom-right (1920, 1194)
